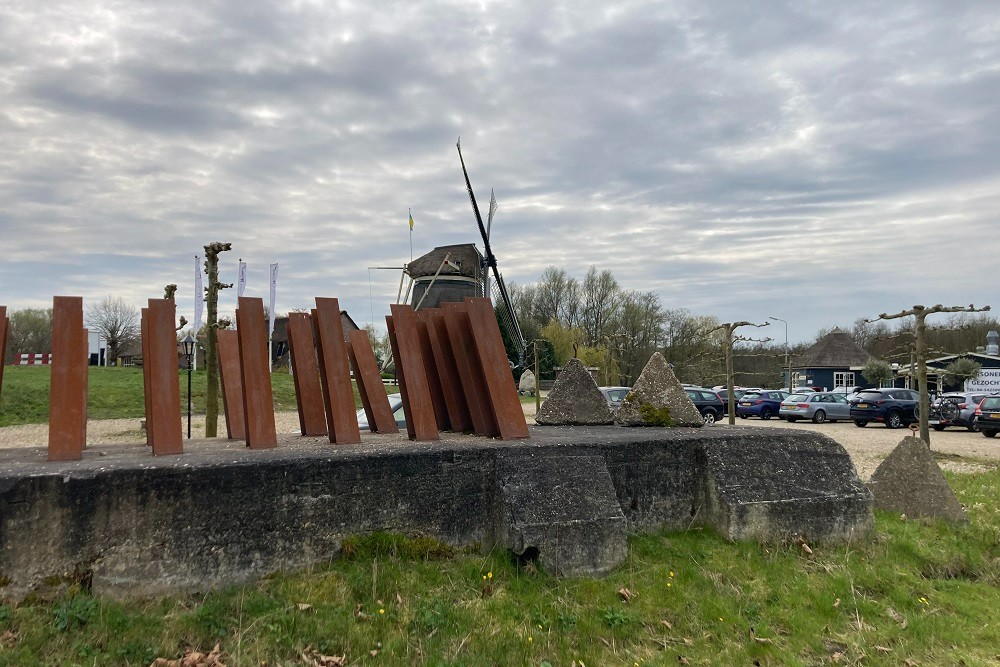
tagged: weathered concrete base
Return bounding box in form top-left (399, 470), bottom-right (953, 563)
top-left (0, 426), bottom-right (872, 598)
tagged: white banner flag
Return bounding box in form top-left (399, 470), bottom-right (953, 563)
top-left (268, 262), bottom-right (278, 336)
top-left (237, 259), bottom-right (247, 298)
top-left (193, 255), bottom-right (203, 333)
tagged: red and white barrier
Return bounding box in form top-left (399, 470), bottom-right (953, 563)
top-left (17, 353), bottom-right (52, 365)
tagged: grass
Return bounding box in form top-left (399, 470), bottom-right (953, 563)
top-left (1, 469), bottom-right (998, 665)
top-left (0, 366), bottom-right (396, 427)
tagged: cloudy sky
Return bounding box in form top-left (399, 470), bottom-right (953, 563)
top-left (2, 1), bottom-right (998, 344)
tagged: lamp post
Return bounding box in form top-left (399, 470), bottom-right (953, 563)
top-left (182, 332), bottom-right (195, 439)
top-left (768, 316), bottom-right (791, 391)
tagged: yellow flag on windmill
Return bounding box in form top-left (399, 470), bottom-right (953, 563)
top-left (408, 209), bottom-right (414, 230)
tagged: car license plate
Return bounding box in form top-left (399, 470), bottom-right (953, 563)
top-left (856, 403), bottom-right (868, 408)
top-left (992, 413), bottom-right (1000, 419)
top-left (929, 420), bottom-right (940, 425)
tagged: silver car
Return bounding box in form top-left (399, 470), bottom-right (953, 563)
top-left (599, 386), bottom-right (631, 409)
top-left (779, 392), bottom-right (851, 424)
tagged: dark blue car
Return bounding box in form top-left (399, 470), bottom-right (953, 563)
top-left (736, 390), bottom-right (790, 420)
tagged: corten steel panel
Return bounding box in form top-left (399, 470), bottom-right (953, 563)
top-left (236, 297), bottom-right (277, 449)
top-left (415, 311), bottom-right (451, 431)
top-left (310, 308), bottom-right (332, 432)
top-left (464, 297), bottom-right (529, 439)
top-left (217, 329), bottom-right (246, 440)
top-left (425, 308), bottom-right (473, 432)
top-left (140, 309), bottom-right (152, 446)
top-left (79, 328), bottom-right (89, 447)
top-left (286, 313), bottom-right (327, 436)
top-left (145, 299), bottom-right (184, 455)
top-left (0, 307), bottom-right (7, 397)
top-left (313, 298), bottom-right (361, 444)
top-left (440, 302), bottom-right (498, 437)
top-left (347, 329), bottom-right (398, 434)
top-left (388, 304), bottom-right (439, 441)
top-left (48, 297), bottom-right (87, 461)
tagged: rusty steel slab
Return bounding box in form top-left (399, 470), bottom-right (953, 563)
top-left (145, 299), bottom-right (184, 455)
top-left (347, 329), bottom-right (398, 434)
top-left (0, 307), bottom-right (7, 398)
top-left (48, 297), bottom-right (87, 461)
top-left (140, 308), bottom-right (152, 446)
top-left (414, 311), bottom-right (451, 431)
top-left (286, 312), bottom-right (327, 436)
top-left (464, 297), bottom-right (529, 439)
top-left (217, 329), bottom-right (247, 440)
top-left (424, 308), bottom-right (473, 432)
top-left (313, 298), bottom-right (361, 444)
top-left (236, 297), bottom-right (277, 449)
top-left (440, 302), bottom-right (498, 437)
top-left (388, 304), bottom-right (439, 441)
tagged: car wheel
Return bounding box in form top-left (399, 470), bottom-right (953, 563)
top-left (703, 410), bottom-right (717, 426)
top-left (885, 411), bottom-right (902, 429)
top-left (739, 414), bottom-right (748, 419)
top-left (812, 410), bottom-right (827, 424)
top-left (786, 416), bottom-right (798, 422)
top-left (983, 429), bottom-right (998, 438)
top-left (932, 424), bottom-right (946, 431)
top-left (854, 420), bottom-right (868, 427)
top-left (760, 408), bottom-right (772, 420)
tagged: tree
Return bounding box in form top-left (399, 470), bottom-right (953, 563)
top-left (85, 296), bottom-right (139, 365)
top-left (944, 357), bottom-right (982, 388)
top-left (5, 308), bottom-right (52, 363)
top-left (363, 324), bottom-right (392, 368)
top-left (706, 321), bottom-right (771, 424)
top-left (203, 242), bottom-right (234, 438)
top-left (868, 303), bottom-right (990, 444)
top-left (861, 359), bottom-right (894, 387)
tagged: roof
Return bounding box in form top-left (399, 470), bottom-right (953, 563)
top-left (405, 243), bottom-right (484, 280)
top-left (794, 328), bottom-right (873, 368)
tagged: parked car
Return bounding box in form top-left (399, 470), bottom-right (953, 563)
top-left (849, 388), bottom-right (920, 428)
top-left (929, 392), bottom-right (992, 431)
top-left (715, 388), bottom-right (748, 414)
top-left (779, 392), bottom-right (851, 423)
top-left (736, 390), bottom-right (790, 420)
top-left (974, 395), bottom-right (1000, 437)
top-left (356, 393), bottom-right (406, 431)
top-left (684, 388), bottom-right (726, 425)
top-left (599, 386), bottom-right (632, 409)
top-left (831, 385), bottom-right (863, 396)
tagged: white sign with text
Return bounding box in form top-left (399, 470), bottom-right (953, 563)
top-left (965, 368), bottom-right (1000, 393)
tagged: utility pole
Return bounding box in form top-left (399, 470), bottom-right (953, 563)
top-left (868, 303), bottom-right (990, 444)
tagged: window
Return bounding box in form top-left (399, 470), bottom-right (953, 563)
top-left (834, 372), bottom-right (855, 388)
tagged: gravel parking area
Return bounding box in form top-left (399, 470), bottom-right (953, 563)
top-left (1, 406), bottom-right (995, 481)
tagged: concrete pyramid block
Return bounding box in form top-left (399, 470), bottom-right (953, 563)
top-left (616, 352), bottom-right (704, 427)
top-left (867, 436), bottom-right (967, 523)
top-left (535, 358), bottom-right (614, 425)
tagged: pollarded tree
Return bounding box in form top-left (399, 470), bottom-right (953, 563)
top-left (85, 296), bottom-right (140, 365)
top-left (5, 308), bottom-right (52, 363)
top-left (944, 357), bottom-right (982, 389)
top-left (862, 359), bottom-right (894, 388)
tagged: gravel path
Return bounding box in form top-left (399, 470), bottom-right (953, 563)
top-left (1, 405), bottom-right (995, 481)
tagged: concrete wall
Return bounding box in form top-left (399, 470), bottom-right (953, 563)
top-left (0, 426), bottom-right (872, 598)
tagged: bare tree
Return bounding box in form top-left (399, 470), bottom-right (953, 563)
top-left (85, 296), bottom-right (140, 365)
top-left (203, 242), bottom-right (233, 437)
top-left (867, 304), bottom-right (990, 444)
top-left (706, 321), bottom-right (771, 425)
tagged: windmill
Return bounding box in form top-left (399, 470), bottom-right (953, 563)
top-left (456, 138), bottom-right (526, 364)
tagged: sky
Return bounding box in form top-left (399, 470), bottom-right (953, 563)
top-left (1, 1), bottom-right (998, 344)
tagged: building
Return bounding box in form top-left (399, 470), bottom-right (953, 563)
top-left (406, 243), bottom-right (484, 310)
top-left (793, 328), bottom-right (876, 390)
top-left (270, 310), bottom-right (361, 367)
top-left (918, 331), bottom-right (1000, 393)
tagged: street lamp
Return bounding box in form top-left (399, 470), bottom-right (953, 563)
top-left (768, 316), bottom-right (791, 391)
top-left (182, 332), bottom-right (195, 439)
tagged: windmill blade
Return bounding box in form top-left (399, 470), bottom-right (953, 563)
top-left (487, 188), bottom-right (498, 241)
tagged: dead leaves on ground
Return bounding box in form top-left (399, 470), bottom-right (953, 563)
top-left (300, 647), bottom-right (347, 667)
top-left (149, 643), bottom-right (226, 667)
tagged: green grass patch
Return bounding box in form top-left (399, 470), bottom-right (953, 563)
top-left (0, 366), bottom-right (366, 426)
top-left (2, 470), bottom-right (1000, 664)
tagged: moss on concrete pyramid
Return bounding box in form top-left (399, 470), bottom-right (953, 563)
top-left (867, 436), bottom-right (967, 522)
top-left (535, 358), bottom-right (614, 425)
top-left (616, 352), bottom-right (704, 427)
